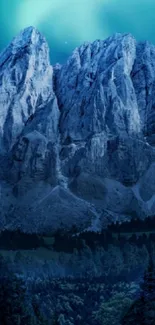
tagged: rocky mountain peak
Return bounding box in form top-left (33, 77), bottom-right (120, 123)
top-left (11, 26), bottom-right (45, 49)
top-left (0, 26), bottom-right (53, 153)
top-left (55, 32), bottom-right (140, 144)
top-left (0, 26), bottom-right (49, 67)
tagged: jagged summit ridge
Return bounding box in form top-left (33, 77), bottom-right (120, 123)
top-left (0, 28), bottom-right (155, 233)
top-left (11, 26), bottom-right (45, 50)
top-left (0, 27), bottom-right (47, 67)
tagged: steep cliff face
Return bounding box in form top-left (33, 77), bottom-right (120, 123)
top-left (0, 26), bottom-right (54, 153)
top-left (55, 33), bottom-right (154, 186)
top-left (55, 33), bottom-right (141, 141)
top-left (1, 27), bottom-right (155, 233)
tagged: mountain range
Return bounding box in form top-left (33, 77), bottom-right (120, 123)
top-left (0, 26), bottom-right (155, 234)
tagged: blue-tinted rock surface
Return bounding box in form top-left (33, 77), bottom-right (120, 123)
top-left (0, 27), bottom-right (155, 233)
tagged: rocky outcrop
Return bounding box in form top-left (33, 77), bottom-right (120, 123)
top-left (9, 97), bottom-right (60, 185)
top-left (132, 41), bottom-right (155, 143)
top-left (1, 28), bottom-right (155, 234)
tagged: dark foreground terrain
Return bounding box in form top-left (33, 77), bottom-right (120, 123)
top-left (0, 218), bottom-right (155, 324)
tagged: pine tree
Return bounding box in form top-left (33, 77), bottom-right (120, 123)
top-left (141, 256), bottom-right (155, 302)
top-left (122, 256), bottom-right (155, 325)
top-left (0, 272), bottom-right (33, 325)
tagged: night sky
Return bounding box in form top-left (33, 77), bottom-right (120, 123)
top-left (0, 0), bottom-right (155, 64)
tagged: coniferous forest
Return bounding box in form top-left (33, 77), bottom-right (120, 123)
top-left (0, 218), bottom-right (155, 324)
